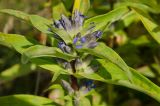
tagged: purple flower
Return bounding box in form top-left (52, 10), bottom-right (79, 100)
top-left (76, 45), bottom-right (83, 49)
top-left (85, 80), bottom-right (96, 90)
top-left (73, 36), bottom-right (79, 44)
top-left (72, 10), bottom-right (85, 29)
top-left (60, 15), bottom-right (72, 30)
top-left (87, 42), bottom-right (98, 48)
top-left (80, 37), bottom-right (86, 43)
top-left (58, 42), bottom-right (71, 53)
top-left (54, 20), bottom-right (63, 29)
top-left (49, 11), bottom-right (103, 50)
top-left (93, 31), bottom-right (102, 38)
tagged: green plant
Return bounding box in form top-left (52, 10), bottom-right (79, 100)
top-left (0, 0), bottom-right (160, 106)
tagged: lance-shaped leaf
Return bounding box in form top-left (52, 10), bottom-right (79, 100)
top-left (52, 1), bottom-right (70, 19)
top-left (77, 59), bottom-right (160, 102)
top-left (83, 7), bottom-right (129, 32)
top-left (49, 26), bottom-right (72, 44)
top-left (0, 9), bottom-right (29, 21)
top-left (31, 58), bottom-right (70, 75)
top-left (134, 9), bottom-right (160, 44)
top-left (0, 64), bottom-right (35, 83)
top-left (77, 43), bottom-right (132, 80)
top-left (21, 45), bottom-right (76, 64)
top-left (116, 2), bottom-right (160, 14)
top-left (0, 33), bottom-right (71, 75)
top-left (0, 33), bottom-right (36, 53)
top-left (0, 9), bottom-right (52, 35)
top-left (72, 0), bottom-right (90, 15)
top-left (0, 94), bottom-right (60, 106)
top-left (29, 15), bottom-right (52, 34)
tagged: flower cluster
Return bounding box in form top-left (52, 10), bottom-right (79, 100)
top-left (49, 10), bottom-right (102, 50)
top-left (49, 11), bottom-right (101, 94)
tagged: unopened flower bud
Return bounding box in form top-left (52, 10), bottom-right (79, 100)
top-left (61, 80), bottom-right (74, 95)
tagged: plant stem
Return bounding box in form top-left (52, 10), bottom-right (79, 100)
top-left (70, 60), bottom-right (79, 91)
top-left (34, 71), bottom-right (41, 95)
top-left (108, 84), bottom-right (114, 106)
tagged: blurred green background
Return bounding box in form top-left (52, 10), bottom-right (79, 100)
top-left (0, 0), bottom-right (160, 106)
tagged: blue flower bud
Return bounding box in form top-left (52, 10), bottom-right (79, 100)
top-left (60, 15), bottom-right (72, 30)
top-left (87, 42), bottom-right (98, 48)
top-left (48, 28), bottom-right (51, 31)
top-left (85, 80), bottom-right (93, 87)
top-left (93, 31), bottom-right (102, 38)
top-left (54, 20), bottom-right (63, 29)
top-left (73, 10), bottom-right (85, 28)
top-left (76, 45), bottom-right (83, 49)
top-left (58, 42), bottom-right (71, 53)
top-left (61, 80), bottom-right (74, 95)
top-left (73, 37), bottom-right (79, 44)
top-left (85, 80), bottom-right (96, 91)
top-left (80, 37), bottom-right (86, 43)
top-left (64, 46), bottom-right (72, 53)
top-left (58, 42), bottom-right (66, 52)
top-left (63, 62), bottom-right (71, 69)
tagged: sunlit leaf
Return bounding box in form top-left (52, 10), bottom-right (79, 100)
top-left (0, 94), bottom-right (59, 106)
top-left (21, 45), bottom-right (76, 64)
top-left (0, 9), bottom-right (29, 21)
top-left (51, 70), bottom-right (61, 82)
top-left (31, 58), bottom-right (70, 75)
top-left (118, 1), bottom-right (160, 13)
top-left (72, 0), bottom-right (90, 14)
top-left (0, 33), bottom-right (36, 53)
top-left (52, 1), bottom-right (70, 19)
top-left (83, 7), bottom-right (129, 32)
top-left (49, 27), bottom-right (72, 44)
top-left (0, 64), bottom-right (36, 83)
top-left (29, 15), bottom-right (52, 34)
top-left (77, 43), bottom-right (132, 80)
top-left (0, 9), bottom-right (52, 35)
top-left (79, 97), bottom-right (91, 106)
top-left (0, 33), bottom-right (70, 75)
top-left (77, 59), bottom-right (160, 102)
top-left (134, 9), bottom-right (160, 44)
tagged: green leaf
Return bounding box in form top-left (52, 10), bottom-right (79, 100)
top-left (0, 9), bottom-right (52, 34)
top-left (0, 33), bottom-right (70, 75)
top-left (77, 59), bottom-right (160, 102)
top-left (49, 27), bottom-right (72, 44)
top-left (0, 33), bottom-right (36, 53)
top-left (0, 64), bottom-right (36, 83)
top-left (0, 94), bottom-right (59, 106)
top-left (62, 0), bottom-right (74, 10)
top-left (137, 64), bottom-right (158, 78)
top-left (121, 68), bottom-right (160, 102)
top-left (29, 15), bottom-right (52, 34)
top-left (76, 59), bottom-right (128, 82)
top-left (0, 9), bottom-right (29, 21)
top-left (0, 9), bottom-right (72, 44)
top-left (21, 45), bottom-right (76, 64)
top-left (134, 9), bottom-right (160, 44)
top-left (77, 43), bottom-right (132, 81)
top-left (47, 84), bottom-right (63, 92)
top-left (52, 1), bottom-right (70, 19)
top-left (51, 70), bottom-right (61, 82)
top-left (117, 2), bottom-right (160, 14)
top-left (79, 97), bottom-right (91, 106)
top-left (72, 0), bottom-right (90, 14)
top-left (119, 0), bottom-right (160, 13)
top-left (31, 58), bottom-right (70, 75)
top-left (83, 7), bottom-right (129, 32)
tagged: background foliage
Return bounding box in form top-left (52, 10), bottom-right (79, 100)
top-left (0, 0), bottom-right (160, 106)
